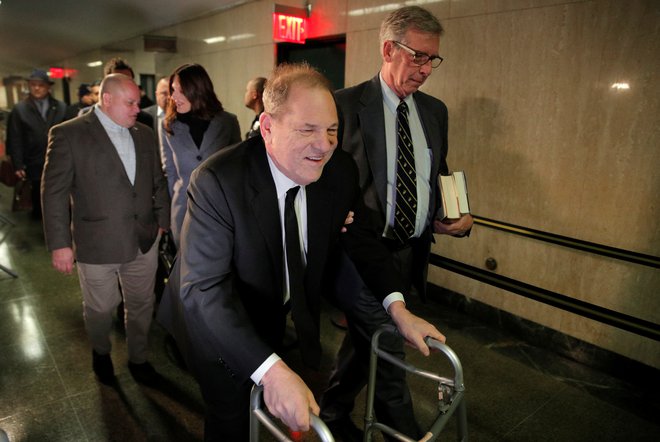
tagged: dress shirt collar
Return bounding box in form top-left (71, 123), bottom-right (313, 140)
top-left (266, 154), bottom-right (305, 198)
top-left (379, 72), bottom-right (415, 115)
top-left (94, 104), bottom-right (129, 133)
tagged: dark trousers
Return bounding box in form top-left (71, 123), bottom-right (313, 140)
top-left (193, 358), bottom-right (252, 441)
top-left (31, 178), bottom-right (42, 218)
top-left (320, 247), bottom-right (421, 439)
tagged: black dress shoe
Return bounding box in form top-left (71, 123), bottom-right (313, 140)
top-left (326, 416), bottom-right (363, 442)
top-left (92, 350), bottom-right (115, 385)
top-left (128, 361), bottom-right (161, 387)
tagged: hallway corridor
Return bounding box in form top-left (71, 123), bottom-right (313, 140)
top-left (0, 185), bottom-right (657, 441)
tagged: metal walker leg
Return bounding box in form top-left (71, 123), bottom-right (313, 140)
top-left (364, 325), bottom-right (468, 442)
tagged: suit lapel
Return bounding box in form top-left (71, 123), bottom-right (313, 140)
top-left (199, 115), bottom-right (222, 154)
top-left (84, 111), bottom-right (137, 188)
top-left (305, 179), bottom-right (334, 291)
top-left (358, 76), bottom-right (389, 211)
top-left (170, 120), bottom-right (198, 154)
top-left (358, 79), bottom-right (442, 214)
top-left (414, 92), bottom-right (443, 193)
top-left (247, 144), bottom-right (284, 291)
top-left (45, 97), bottom-right (61, 127)
top-left (25, 99), bottom-right (47, 129)
top-left (129, 126), bottom-right (147, 189)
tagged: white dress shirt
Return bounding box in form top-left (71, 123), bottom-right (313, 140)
top-left (95, 105), bottom-right (136, 185)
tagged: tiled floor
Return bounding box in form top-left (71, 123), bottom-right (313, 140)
top-left (0, 184), bottom-right (658, 441)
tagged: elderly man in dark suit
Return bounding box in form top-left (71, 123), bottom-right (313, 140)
top-left (5, 69), bottom-right (66, 219)
top-left (158, 63), bottom-right (444, 441)
top-left (319, 6), bottom-right (474, 441)
top-left (41, 74), bottom-right (170, 386)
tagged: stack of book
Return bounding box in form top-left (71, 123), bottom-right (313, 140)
top-left (438, 171), bottom-right (470, 220)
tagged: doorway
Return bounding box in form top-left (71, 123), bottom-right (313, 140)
top-left (277, 36), bottom-right (346, 91)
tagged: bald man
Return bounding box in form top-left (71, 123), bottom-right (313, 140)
top-left (42, 74), bottom-right (170, 386)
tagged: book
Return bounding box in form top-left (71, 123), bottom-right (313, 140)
top-left (438, 171), bottom-right (470, 220)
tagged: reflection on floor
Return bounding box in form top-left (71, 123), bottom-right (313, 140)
top-left (0, 185), bottom-right (658, 442)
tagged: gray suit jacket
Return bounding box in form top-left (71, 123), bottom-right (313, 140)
top-left (143, 104), bottom-right (160, 132)
top-left (160, 111), bottom-right (241, 245)
top-left (41, 110), bottom-right (170, 264)
top-left (334, 75), bottom-right (450, 299)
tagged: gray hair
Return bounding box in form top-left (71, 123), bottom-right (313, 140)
top-left (379, 6), bottom-right (444, 46)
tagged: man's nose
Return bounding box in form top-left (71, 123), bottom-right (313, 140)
top-left (317, 133), bottom-right (337, 152)
top-left (419, 60), bottom-right (433, 76)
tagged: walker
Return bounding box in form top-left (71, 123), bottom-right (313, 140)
top-left (364, 324), bottom-right (468, 442)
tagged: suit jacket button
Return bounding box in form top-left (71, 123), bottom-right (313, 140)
top-left (196, 155), bottom-right (202, 161)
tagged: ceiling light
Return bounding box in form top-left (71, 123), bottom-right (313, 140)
top-left (87, 61), bottom-right (103, 67)
top-left (204, 36), bottom-right (226, 44)
top-left (611, 82), bottom-right (630, 90)
top-left (228, 33), bottom-right (255, 42)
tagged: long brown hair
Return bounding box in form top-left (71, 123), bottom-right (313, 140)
top-left (164, 63), bottom-right (224, 134)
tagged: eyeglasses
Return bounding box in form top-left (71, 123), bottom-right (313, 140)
top-left (392, 41), bottom-right (443, 68)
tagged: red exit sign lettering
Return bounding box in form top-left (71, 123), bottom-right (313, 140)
top-left (273, 13), bottom-right (307, 44)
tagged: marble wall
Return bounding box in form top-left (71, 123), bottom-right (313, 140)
top-left (55, 0), bottom-right (660, 368)
top-left (422, 0), bottom-right (660, 369)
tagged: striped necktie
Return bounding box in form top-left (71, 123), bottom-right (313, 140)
top-left (393, 100), bottom-right (417, 243)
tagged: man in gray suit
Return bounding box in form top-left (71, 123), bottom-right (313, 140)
top-left (41, 74), bottom-right (170, 386)
top-left (144, 76), bottom-right (169, 136)
top-left (320, 6), bottom-right (473, 440)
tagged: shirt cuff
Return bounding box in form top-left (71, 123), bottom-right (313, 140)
top-left (383, 292), bottom-right (406, 313)
top-left (250, 353), bottom-right (281, 385)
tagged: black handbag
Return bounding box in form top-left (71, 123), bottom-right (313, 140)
top-left (158, 230), bottom-right (177, 273)
top-left (0, 158), bottom-right (18, 187)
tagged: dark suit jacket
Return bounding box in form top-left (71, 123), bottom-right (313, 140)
top-left (334, 75), bottom-right (450, 299)
top-left (41, 110), bottom-right (170, 264)
top-left (158, 136), bottom-right (403, 384)
top-left (6, 95), bottom-right (66, 180)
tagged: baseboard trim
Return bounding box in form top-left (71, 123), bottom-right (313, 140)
top-left (426, 283), bottom-right (659, 391)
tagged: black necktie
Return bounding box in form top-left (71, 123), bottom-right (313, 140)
top-left (284, 186), bottom-right (321, 368)
top-left (393, 100), bottom-right (417, 243)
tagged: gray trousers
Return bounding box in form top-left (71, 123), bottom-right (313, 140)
top-left (77, 238), bottom-right (159, 363)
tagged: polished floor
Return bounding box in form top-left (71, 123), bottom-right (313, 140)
top-left (0, 184), bottom-right (658, 442)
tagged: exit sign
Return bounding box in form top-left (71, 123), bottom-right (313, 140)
top-left (272, 3), bottom-right (310, 44)
top-left (49, 67), bottom-right (78, 79)
top-left (273, 13), bottom-right (307, 44)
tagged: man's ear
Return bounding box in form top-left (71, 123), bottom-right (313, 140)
top-left (101, 92), bottom-right (111, 107)
top-left (259, 112), bottom-right (271, 140)
top-left (382, 40), bottom-right (395, 62)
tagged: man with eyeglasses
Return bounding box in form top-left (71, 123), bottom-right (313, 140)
top-left (320, 6), bottom-right (473, 441)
